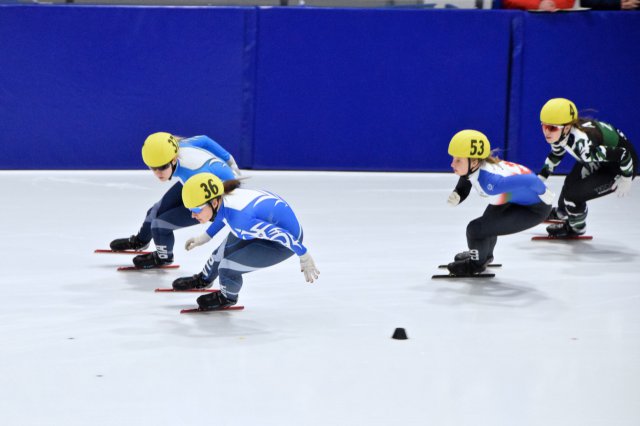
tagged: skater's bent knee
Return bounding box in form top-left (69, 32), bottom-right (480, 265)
top-left (466, 220), bottom-right (486, 239)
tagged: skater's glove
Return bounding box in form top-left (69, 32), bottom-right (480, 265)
top-left (613, 175), bottom-right (633, 197)
top-left (447, 191), bottom-right (461, 207)
top-left (299, 253), bottom-right (319, 283)
top-left (539, 188), bottom-right (555, 205)
top-left (227, 155), bottom-right (241, 177)
top-left (185, 233), bottom-right (212, 251)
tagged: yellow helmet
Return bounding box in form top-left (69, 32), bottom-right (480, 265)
top-left (182, 173), bottom-right (225, 209)
top-left (448, 130), bottom-right (491, 159)
top-left (141, 132), bottom-right (179, 167)
top-left (540, 98), bottom-right (578, 125)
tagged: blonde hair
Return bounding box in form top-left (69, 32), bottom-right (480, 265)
top-left (482, 149), bottom-right (502, 164)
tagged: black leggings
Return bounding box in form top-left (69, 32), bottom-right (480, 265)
top-left (558, 162), bottom-right (618, 216)
top-left (466, 202), bottom-right (551, 264)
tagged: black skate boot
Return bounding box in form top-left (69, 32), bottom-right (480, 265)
top-left (546, 221), bottom-right (584, 238)
top-left (196, 291), bottom-right (236, 311)
top-left (446, 258), bottom-right (487, 277)
top-left (110, 235), bottom-right (149, 251)
top-left (172, 273), bottom-right (212, 291)
top-left (454, 251), bottom-right (494, 266)
top-left (546, 207), bottom-right (568, 222)
top-left (132, 251), bottom-right (173, 269)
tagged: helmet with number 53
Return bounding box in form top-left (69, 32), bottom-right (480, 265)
top-left (448, 129), bottom-right (491, 159)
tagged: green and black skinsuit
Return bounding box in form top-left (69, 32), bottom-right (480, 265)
top-left (540, 119), bottom-right (637, 234)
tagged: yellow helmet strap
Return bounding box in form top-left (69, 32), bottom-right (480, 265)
top-left (200, 199), bottom-right (222, 222)
top-left (168, 159), bottom-right (177, 180)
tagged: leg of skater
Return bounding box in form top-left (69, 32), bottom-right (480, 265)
top-left (195, 236), bottom-right (294, 310)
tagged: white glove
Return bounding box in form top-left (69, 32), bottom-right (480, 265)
top-left (537, 174), bottom-right (547, 183)
top-left (447, 191), bottom-right (461, 206)
top-left (613, 175), bottom-right (633, 197)
top-left (538, 188), bottom-right (555, 205)
top-left (184, 233), bottom-right (212, 251)
top-left (299, 252), bottom-right (319, 283)
top-left (227, 155), bottom-right (241, 177)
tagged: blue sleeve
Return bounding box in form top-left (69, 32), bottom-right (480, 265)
top-left (483, 173), bottom-right (546, 196)
top-left (205, 213), bottom-right (226, 238)
top-left (187, 136), bottom-right (231, 162)
top-left (206, 161), bottom-right (236, 182)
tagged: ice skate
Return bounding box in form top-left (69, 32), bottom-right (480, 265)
top-left (132, 251), bottom-right (174, 269)
top-left (196, 291), bottom-right (236, 311)
top-left (546, 221), bottom-right (585, 238)
top-left (110, 235), bottom-right (149, 251)
top-left (446, 258), bottom-right (487, 277)
top-left (172, 273), bottom-right (212, 291)
top-left (454, 251), bottom-right (494, 265)
top-left (546, 207), bottom-right (568, 222)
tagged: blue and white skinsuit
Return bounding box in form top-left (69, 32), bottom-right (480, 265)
top-left (194, 188), bottom-right (307, 303)
top-left (136, 136), bottom-right (237, 260)
top-left (452, 160), bottom-right (553, 264)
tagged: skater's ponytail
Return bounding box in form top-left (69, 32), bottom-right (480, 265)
top-left (223, 179), bottom-right (242, 194)
top-left (483, 150), bottom-right (502, 164)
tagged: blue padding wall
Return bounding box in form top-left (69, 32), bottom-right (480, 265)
top-left (0, 6), bottom-right (638, 171)
top-left (0, 5), bottom-right (253, 169)
top-left (252, 9), bottom-right (513, 171)
top-left (508, 12), bottom-right (640, 174)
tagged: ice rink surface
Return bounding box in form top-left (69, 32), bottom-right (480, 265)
top-left (0, 170), bottom-right (638, 426)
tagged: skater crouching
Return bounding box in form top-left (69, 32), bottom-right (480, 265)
top-left (173, 173), bottom-right (319, 310)
top-left (109, 132), bottom-right (238, 269)
top-left (538, 98), bottom-right (637, 237)
top-left (446, 130), bottom-right (553, 276)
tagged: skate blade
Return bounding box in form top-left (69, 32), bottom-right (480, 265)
top-left (117, 264), bottom-right (180, 271)
top-left (438, 263), bottom-right (501, 268)
top-left (431, 273), bottom-right (495, 279)
top-left (95, 249), bottom-right (152, 255)
top-left (180, 306), bottom-right (245, 313)
top-left (154, 288), bottom-right (218, 293)
top-left (532, 235), bottom-right (593, 241)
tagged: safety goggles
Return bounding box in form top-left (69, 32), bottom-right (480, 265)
top-left (189, 204), bottom-right (208, 214)
top-left (541, 123), bottom-right (565, 132)
top-left (150, 162), bottom-right (172, 172)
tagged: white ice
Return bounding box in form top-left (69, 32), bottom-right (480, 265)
top-left (0, 170), bottom-right (638, 426)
